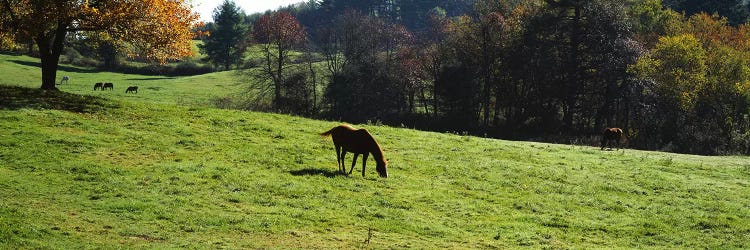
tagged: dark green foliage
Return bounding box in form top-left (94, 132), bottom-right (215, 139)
top-left (200, 0), bottom-right (249, 70)
top-left (434, 64), bottom-right (478, 129)
top-left (321, 11), bottom-right (410, 122)
top-left (277, 71), bottom-right (315, 115)
top-left (115, 60), bottom-right (214, 76)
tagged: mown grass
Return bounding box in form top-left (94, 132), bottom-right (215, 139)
top-left (1, 53), bottom-right (750, 248)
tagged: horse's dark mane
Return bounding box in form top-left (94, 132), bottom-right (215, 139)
top-left (369, 132), bottom-right (386, 164)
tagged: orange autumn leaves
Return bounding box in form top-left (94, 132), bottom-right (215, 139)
top-left (252, 11), bottom-right (306, 49)
top-left (1, 0), bottom-right (201, 63)
top-left (81, 0), bottom-right (202, 62)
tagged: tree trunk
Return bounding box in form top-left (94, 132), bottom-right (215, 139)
top-left (37, 21), bottom-right (68, 91)
top-left (562, 2), bottom-right (583, 131)
top-left (493, 79), bottom-right (503, 127)
top-left (420, 86), bottom-right (430, 116)
top-left (274, 46), bottom-right (284, 110)
top-left (308, 54), bottom-right (317, 112)
top-left (432, 78), bottom-right (439, 117)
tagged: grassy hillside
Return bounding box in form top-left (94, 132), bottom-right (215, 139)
top-left (0, 53), bottom-right (244, 107)
top-left (1, 54), bottom-right (750, 248)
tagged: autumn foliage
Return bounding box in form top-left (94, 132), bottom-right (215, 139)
top-left (252, 12), bottom-right (306, 50)
top-left (1, 0), bottom-right (201, 89)
top-left (252, 12), bottom-right (306, 110)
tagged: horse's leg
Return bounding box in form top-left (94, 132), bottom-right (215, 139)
top-left (361, 153), bottom-right (369, 177)
top-left (335, 146), bottom-right (343, 173)
top-left (349, 153), bottom-right (359, 175)
top-left (601, 137), bottom-right (606, 150)
top-left (341, 150), bottom-right (348, 174)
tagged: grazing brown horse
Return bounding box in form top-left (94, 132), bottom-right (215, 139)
top-left (601, 127), bottom-right (624, 150)
top-left (321, 124), bottom-right (388, 178)
top-left (94, 82), bottom-right (103, 90)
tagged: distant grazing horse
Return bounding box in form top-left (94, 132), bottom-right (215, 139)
top-left (601, 127), bottom-right (624, 150)
top-left (321, 124), bottom-right (388, 178)
top-left (94, 82), bottom-right (103, 90)
top-left (102, 82), bottom-right (114, 90)
top-left (125, 86), bottom-right (138, 94)
top-left (59, 76), bottom-right (69, 85)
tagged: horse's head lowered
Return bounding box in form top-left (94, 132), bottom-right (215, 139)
top-left (376, 159), bottom-right (388, 178)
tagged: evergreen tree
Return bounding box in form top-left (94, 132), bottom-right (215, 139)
top-left (200, 0), bottom-right (249, 70)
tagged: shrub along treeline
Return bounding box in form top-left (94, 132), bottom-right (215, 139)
top-left (243, 0), bottom-right (750, 155)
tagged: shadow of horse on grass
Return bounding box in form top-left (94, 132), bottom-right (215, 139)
top-left (290, 168), bottom-right (347, 178)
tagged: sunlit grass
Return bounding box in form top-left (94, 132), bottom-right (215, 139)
top-left (0, 53), bottom-right (243, 107)
top-left (1, 53), bottom-right (749, 248)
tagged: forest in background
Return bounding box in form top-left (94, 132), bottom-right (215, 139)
top-left (4, 0), bottom-right (750, 155)
top-left (243, 0), bottom-right (750, 155)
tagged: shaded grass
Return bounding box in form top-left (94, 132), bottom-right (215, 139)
top-left (0, 85), bottom-right (116, 112)
top-left (1, 84), bottom-right (749, 248)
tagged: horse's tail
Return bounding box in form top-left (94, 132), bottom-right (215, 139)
top-left (320, 127), bottom-right (336, 137)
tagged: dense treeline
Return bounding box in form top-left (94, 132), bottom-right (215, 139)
top-left (240, 0), bottom-right (749, 155)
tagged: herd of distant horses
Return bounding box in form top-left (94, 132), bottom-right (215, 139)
top-left (57, 76), bottom-right (138, 94)
top-left (93, 82), bottom-right (114, 90)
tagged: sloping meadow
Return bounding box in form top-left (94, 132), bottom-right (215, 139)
top-left (1, 85), bottom-right (749, 248)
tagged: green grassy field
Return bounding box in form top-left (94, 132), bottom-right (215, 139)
top-left (0, 53), bottom-right (244, 107)
top-left (1, 53), bottom-right (750, 248)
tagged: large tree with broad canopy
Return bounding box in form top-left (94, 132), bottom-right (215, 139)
top-left (1, 0), bottom-right (201, 90)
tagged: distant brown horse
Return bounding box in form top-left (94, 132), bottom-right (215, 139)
top-left (321, 124), bottom-right (388, 178)
top-left (601, 127), bottom-right (624, 150)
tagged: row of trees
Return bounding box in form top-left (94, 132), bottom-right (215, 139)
top-left (4, 0), bottom-right (749, 155)
top-left (224, 0), bottom-right (749, 155)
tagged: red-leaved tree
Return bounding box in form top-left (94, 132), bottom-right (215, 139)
top-left (252, 11), bottom-right (306, 110)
